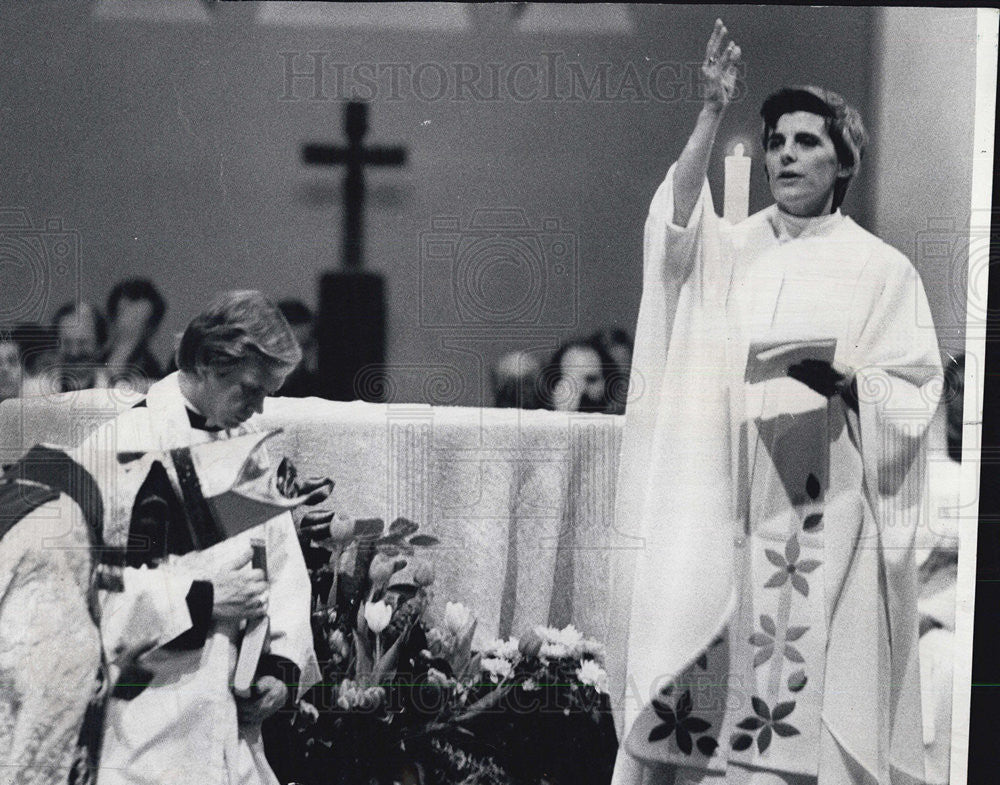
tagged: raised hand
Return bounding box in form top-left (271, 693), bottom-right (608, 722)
top-left (701, 19), bottom-right (742, 112)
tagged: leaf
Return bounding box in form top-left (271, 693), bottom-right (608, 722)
top-left (763, 572), bottom-right (788, 589)
top-left (736, 716), bottom-right (765, 731)
top-left (785, 535), bottom-right (800, 563)
top-left (771, 701), bottom-right (796, 722)
top-left (696, 736), bottom-right (719, 756)
top-left (675, 726), bottom-right (693, 755)
top-left (757, 724), bottom-right (773, 753)
top-left (731, 733), bottom-right (753, 752)
top-left (749, 633), bottom-right (772, 647)
top-left (790, 574), bottom-right (810, 597)
top-left (408, 534), bottom-right (440, 547)
top-left (389, 517), bottom-right (420, 538)
top-left (772, 722), bottom-right (801, 738)
top-left (675, 690), bottom-right (693, 719)
top-left (803, 513), bottom-right (824, 532)
top-left (796, 559), bottom-right (822, 574)
top-left (648, 723), bottom-right (674, 743)
top-left (752, 645), bottom-right (774, 668)
top-left (372, 626), bottom-right (408, 682)
top-left (652, 700), bottom-right (676, 725)
top-left (751, 696), bottom-right (770, 720)
top-left (787, 670), bottom-right (808, 693)
top-left (784, 644), bottom-right (805, 664)
top-left (785, 625), bottom-right (809, 642)
top-left (806, 473), bottom-right (821, 500)
top-left (764, 549), bottom-right (786, 568)
top-left (760, 614), bottom-right (776, 637)
top-left (353, 631), bottom-right (373, 679)
top-left (683, 716), bottom-right (711, 733)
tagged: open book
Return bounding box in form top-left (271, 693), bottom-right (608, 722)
top-left (744, 338), bottom-right (837, 385)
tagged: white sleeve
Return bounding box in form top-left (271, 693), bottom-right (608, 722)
top-left (99, 564), bottom-right (196, 666)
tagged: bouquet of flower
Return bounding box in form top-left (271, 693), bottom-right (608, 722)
top-left (271, 504), bottom-right (617, 785)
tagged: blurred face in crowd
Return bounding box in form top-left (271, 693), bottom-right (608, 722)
top-left (764, 111), bottom-right (848, 217)
top-left (57, 305), bottom-right (100, 366)
top-left (114, 296), bottom-right (156, 338)
top-left (0, 340), bottom-right (22, 400)
top-left (288, 323), bottom-right (317, 371)
top-left (553, 345), bottom-right (606, 413)
top-left (190, 357), bottom-right (291, 430)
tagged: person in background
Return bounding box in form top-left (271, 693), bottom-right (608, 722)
top-left (24, 302), bottom-right (110, 394)
top-left (275, 299), bottom-right (323, 398)
top-left (540, 338), bottom-right (615, 414)
top-left (916, 352), bottom-right (964, 785)
top-left (591, 328), bottom-right (634, 414)
top-left (9, 324), bottom-right (58, 398)
top-left (491, 350), bottom-right (543, 409)
top-left (104, 278), bottom-right (167, 392)
top-left (0, 329), bottom-right (24, 403)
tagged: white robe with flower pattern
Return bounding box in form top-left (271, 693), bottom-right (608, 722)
top-left (608, 166), bottom-right (940, 785)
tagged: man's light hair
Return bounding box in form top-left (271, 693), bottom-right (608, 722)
top-left (175, 290), bottom-right (302, 375)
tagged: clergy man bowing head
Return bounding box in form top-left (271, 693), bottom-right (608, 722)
top-left (95, 290), bottom-right (321, 785)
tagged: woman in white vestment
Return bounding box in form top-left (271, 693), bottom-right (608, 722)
top-left (609, 20), bottom-right (941, 785)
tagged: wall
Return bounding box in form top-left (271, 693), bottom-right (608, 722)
top-left (869, 7), bottom-right (979, 360)
top-left (0, 4), bottom-right (915, 404)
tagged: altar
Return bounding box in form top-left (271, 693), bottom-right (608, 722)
top-left (0, 390), bottom-right (627, 646)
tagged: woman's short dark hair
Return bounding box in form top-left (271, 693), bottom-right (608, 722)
top-left (760, 85), bottom-right (869, 211)
top-left (107, 278), bottom-right (167, 331)
top-left (175, 290), bottom-right (302, 375)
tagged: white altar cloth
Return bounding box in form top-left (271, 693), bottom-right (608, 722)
top-left (0, 391), bottom-right (626, 646)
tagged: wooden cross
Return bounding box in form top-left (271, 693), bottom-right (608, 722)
top-left (302, 101), bottom-right (407, 269)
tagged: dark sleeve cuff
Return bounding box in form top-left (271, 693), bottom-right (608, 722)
top-left (162, 580), bottom-right (214, 651)
top-left (257, 654), bottom-right (301, 707)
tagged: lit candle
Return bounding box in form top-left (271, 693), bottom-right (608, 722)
top-left (724, 142), bottom-right (751, 224)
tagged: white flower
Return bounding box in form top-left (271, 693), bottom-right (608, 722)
top-left (522, 677), bottom-right (539, 692)
top-left (297, 699), bottom-right (320, 723)
top-left (579, 639), bottom-right (607, 663)
top-left (481, 656), bottom-right (514, 682)
top-left (483, 637), bottom-right (521, 662)
top-left (539, 641), bottom-right (570, 660)
top-left (554, 624), bottom-right (583, 650)
top-left (576, 660), bottom-right (609, 694)
top-left (534, 624), bottom-right (560, 643)
top-left (364, 600), bottom-right (393, 634)
top-left (444, 601), bottom-right (473, 635)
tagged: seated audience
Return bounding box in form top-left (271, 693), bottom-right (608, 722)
top-left (22, 302), bottom-right (109, 395)
top-left (492, 350), bottom-right (543, 409)
top-left (104, 278), bottom-right (167, 392)
top-left (540, 338), bottom-right (615, 413)
top-left (0, 329), bottom-right (23, 403)
top-left (591, 328), bottom-right (634, 414)
top-left (276, 298), bottom-right (323, 398)
top-left (9, 324), bottom-right (58, 398)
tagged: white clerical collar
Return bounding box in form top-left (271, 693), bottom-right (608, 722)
top-left (772, 207), bottom-right (844, 244)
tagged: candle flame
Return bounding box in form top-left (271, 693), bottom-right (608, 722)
top-left (734, 142), bottom-right (745, 157)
